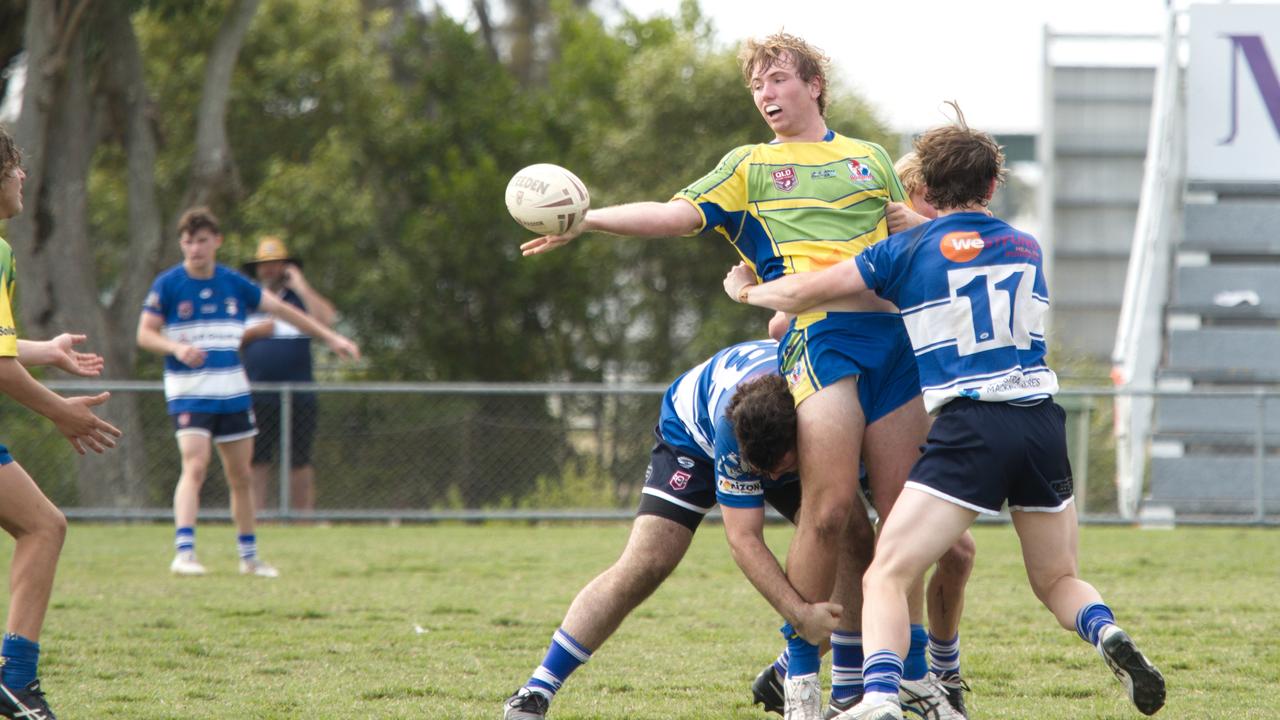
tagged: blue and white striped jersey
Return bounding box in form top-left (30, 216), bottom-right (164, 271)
top-left (855, 213), bottom-right (1059, 413)
top-left (658, 340), bottom-right (796, 508)
top-left (142, 264), bottom-right (263, 415)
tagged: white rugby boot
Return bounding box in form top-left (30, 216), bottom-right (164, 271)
top-left (783, 673), bottom-right (823, 720)
top-left (169, 550), bottom-right (207, 576)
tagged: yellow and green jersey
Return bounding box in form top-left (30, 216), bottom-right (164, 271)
top-left (674, 130), bottom-right (906, 281)
top-left (0, 239), bottom-right (17, 357)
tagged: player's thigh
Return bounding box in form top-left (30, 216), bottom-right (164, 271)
top-left (214, 435), bottom-right (256, 480)
top-left (796, 377), bottom-right (864, 491)
top-left (0, 461), bottom-right (63, 538)
top-left (871, 487), bottom-right (975, 583)
top-left (617, 514), bottom-right (695, 577)
top-left (176, 431), bottom-right (213, 469)
top-left (862, 396), bottom-right (931, 517)
top-left (1011, 502), bottom-right (1081, 588)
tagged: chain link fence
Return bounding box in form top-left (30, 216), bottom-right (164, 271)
top-left (4, 382), bottom-right (1276, 524)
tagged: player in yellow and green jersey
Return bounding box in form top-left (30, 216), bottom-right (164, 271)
top-left (0, 126), bottom-right (123, 720)
top-left (518, 32), bottom-right (973, 720)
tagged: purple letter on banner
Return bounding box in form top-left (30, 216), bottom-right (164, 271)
top-left (1221, 34), bottom-right (1280, 144)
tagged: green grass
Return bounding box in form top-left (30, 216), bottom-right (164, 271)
top-left (5, 523), bottom-right (1278, 718)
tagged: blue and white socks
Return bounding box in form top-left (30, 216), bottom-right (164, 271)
top-left (929, 631), bottom-right (961, 678)
top-left (0, 634), bottom-right (39, 689)
top-left (1076, 602), bottom-right (1117, 647)
top-left (237, 534), bottom-right (258, 561)
top-left (174, 526), bottom-right (195, 555)
top-left (525, 628), bottom-right (592, 701)
top-left (830, 631), bottom-right (864, 703)
top-left (861, 649), bottom-right (904, 707)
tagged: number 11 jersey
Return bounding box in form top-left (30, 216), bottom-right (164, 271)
top-left (854, 212), bottom-right (1059, 413)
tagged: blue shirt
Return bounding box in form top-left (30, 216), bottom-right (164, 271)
top-left (242, 288), bottom-right (313, 383)
top-left (658, 340), bottom-right (799, 509)
top-left (855, 213), bottom-right (1059, 413)
top-left (142, 264), bottom-right (263, 415)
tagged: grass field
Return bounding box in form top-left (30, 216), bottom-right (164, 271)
top-left (3, 522), bottom-right (1277, 719)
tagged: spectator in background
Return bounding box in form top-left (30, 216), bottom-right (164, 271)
top-left (240, 236), bottom-right (337, 515)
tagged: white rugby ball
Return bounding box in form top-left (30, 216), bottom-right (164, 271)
top-left (505, 163), bottom-right (591, 235)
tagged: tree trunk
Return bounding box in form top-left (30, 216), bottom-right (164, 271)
top-left (173, 0), bottom-right (261, 218)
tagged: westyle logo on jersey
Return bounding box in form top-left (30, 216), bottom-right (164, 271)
top-left (940, 231), bottom-right (985, 262)
top-left (772, 167), bottom-right (798, 192)
top-left (676, 456), bottom-right (695, 469)
top-left (848, 159), bottom-right (874, 182)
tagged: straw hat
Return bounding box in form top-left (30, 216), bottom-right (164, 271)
top-left (241, 235), bottom-right (302, 273)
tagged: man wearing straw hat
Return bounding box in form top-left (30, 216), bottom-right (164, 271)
top-left (241, 235), bottom-right (338, 515)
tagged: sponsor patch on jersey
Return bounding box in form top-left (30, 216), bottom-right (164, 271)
top-left (811, 168), bottom-right (837, 179)
top-left (716, 453), bottom-right (746, 480)
top-left (848, 159), bottom-right (874, 182)
top-left (225, 298), bottom-right (238, 316)
top-left (772, 167), bottom-right (797, 192)
top-left (669, 470), bottom-right (691, 490)
top-left (786, 358), bottom-right (807, 388)
top-left (201, 303), bottom-right (217, 315)
top-left (718, 477), bottom-right (762, 496)
top-left (676, 456), bottom-right (695, 469)
top-left (178, 301), bottom-right (194, 319)
top-left (940, 231), bottom-right (985, 262)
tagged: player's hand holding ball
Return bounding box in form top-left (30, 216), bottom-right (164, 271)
top-left (505, 163), bottom-right (590, 256)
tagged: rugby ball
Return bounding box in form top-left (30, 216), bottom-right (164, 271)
top-left (505, 163), bottom-right (591, 235)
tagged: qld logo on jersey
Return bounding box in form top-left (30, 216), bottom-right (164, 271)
top-left (940, 231), bottom-right (985, 262)
top-left (668, 470), bottom-right (691, 490)
top-left (772, 167), bottom-right (798, 192)
top-left (848, 159), bottom-right (874, 182)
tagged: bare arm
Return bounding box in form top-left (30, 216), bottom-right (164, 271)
top-left (137, 312), bottom-right (207, 368)
top-left (241, 319), bottom-right (275, 345)
top-left (282, 265), bottom-right (337, 327)
top-left (257, 293), bottom-right (360, 360)
top-left (17, 334), bottom-right (104, 376)
top-left (520, 199), bottom-right (703, 256)
top-left (721, 506), bottom-right (841, 645)
top-left (0, 357), bottom-right (121, 454)
top-left (723, 259), bottom-right (869, 315)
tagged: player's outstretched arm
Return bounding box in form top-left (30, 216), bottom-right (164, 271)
top-left (723, 260), bottom-right (868, 314)
top-left (258, 292), bottom-right (360, 361)
top-left (721, 506), bottom-right (842, 645)
top-left (17, 334), bottom-right (104, 377)
top-left (520, 199), bottom-right (702, 256)
top-left (0, 357), bottom-right (122, 454)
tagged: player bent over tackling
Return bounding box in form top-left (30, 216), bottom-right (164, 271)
top-left (723, 105), bottom-right (1165, 719)
top-left (503, 340), bottom-right (874, 719)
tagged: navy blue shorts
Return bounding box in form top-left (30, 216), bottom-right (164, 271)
top-left (905, 398), bottom-right (1074, 515)
top-left (251, 392), bottom-right (318, 467)
top-left (172, 410), bottom-right (258, 444)
top-left (637, 439), bottom-right (801, 532)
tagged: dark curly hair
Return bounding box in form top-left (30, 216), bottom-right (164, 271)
top-left (915, 101), bottom-right (1007, 211)
top-left (0, 126), bottom-right (22, 178)
top-left (726, 374), bottom-right (797, 475)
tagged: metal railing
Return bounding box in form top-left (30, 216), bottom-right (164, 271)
top-left (4, 381), bottom-right (1275, 525)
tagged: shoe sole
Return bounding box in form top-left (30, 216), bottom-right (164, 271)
top-left (1102, 632), bottom-right (1166, 716)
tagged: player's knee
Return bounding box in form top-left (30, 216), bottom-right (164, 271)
top-left (937, 532), bottom-right (976, 578)
top-left (1026, 565), bottom-right (1075, 602)
top-left (31, 506), bottom-right (67, 547)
